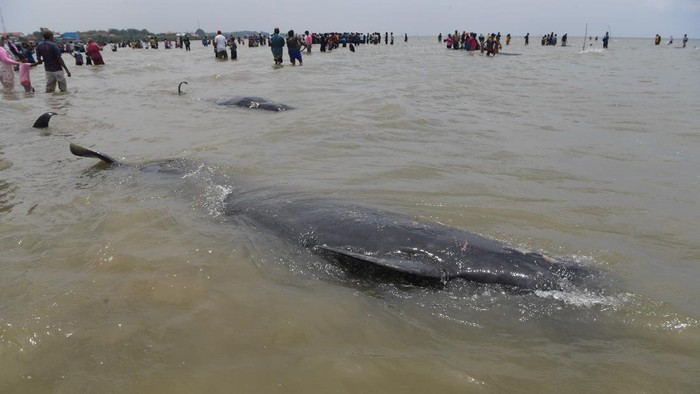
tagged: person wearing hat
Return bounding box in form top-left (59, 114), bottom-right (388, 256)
top-left (35, 29), bottom-right (71, 92)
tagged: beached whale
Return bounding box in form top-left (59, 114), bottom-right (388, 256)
top-left (69, 143), bottom-right (588, 291)
top-left (215, 96), bottom-right (292, 111)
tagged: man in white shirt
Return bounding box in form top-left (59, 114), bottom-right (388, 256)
top-left (214, 30), bottom-right (228, 59)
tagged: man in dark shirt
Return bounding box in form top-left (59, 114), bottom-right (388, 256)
top-left (35, 29), bottom-right (71, 92)
top-left (286, 30), bottom-right (302, 66)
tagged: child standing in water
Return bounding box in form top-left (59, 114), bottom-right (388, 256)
top-left (72, 47), bottom-right (84, 65)
top-left (18, 54), bottom-right (39, 93)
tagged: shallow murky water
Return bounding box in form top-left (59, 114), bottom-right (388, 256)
top-left (1, 37), bottom-right (699, 392)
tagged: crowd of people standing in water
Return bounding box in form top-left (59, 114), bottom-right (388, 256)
top-left (439, 31), bottom-right (509, 56)
top-left (1, 29), bottom-right (74, 93)
top-left (1, 25), bottom-right (693, 94)
top-left (199, 30), bottom-right (411, 65)
top-left (0, 27), bottom-right (113, 94)
top-left (437, 30), bottom-right (620, 54)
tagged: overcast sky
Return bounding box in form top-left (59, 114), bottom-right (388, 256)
top-left (2, 0), bottom-right (698, 38)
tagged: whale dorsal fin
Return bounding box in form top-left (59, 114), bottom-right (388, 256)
top-left (33, 112), bottom-right (59, 128)
top-left (69, 143), bottom-right (120, 165)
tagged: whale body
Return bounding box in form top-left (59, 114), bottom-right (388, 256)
top-left (69, 143), bottom-right (589, 291)
top-left (215, 96), bottom-right (292, 111)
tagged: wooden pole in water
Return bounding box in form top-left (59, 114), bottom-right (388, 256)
top-left (583, 24), bottom-right (588, 51)
top-left (0, 7), bottom-right (7, 34)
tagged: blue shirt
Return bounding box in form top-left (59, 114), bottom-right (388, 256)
top-left (270, 34), bottom-right (285, 51)
top-left (36, 39), bottom-right (63, 72)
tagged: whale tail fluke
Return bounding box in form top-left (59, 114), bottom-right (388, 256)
top-left (69, 143), bottom-right (120, 165)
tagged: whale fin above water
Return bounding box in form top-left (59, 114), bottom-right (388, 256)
top-left (33, 112), bottom-right (58, 128)
top-left (315, 245), bottom-right (448, 282)
top-left (178, 81), bottom-right (188, 95)
top-left (69, 143), bottom-right (120, 165)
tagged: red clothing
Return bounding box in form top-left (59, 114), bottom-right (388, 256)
top-left (86, 42), bottom-right (105, 65)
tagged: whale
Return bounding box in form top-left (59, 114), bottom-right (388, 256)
top-left (215, 96), bottom-right (293, 111)
top-left (33, 112), bottom-right (59, 128)
top-left (69, 143), bottom-right (590, 291)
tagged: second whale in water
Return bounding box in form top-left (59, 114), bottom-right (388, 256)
top-left (215, 96), bottom-right (293, 111)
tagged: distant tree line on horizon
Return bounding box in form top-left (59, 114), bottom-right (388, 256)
top-left (21, 28), bottom-right (268, 42)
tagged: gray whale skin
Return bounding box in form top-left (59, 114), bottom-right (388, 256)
top-left (69, 143), bottom-right (588, 291)
top-left (215, 96), bottom-right (292, 111)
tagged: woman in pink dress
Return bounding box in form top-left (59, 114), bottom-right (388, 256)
top-left (0, 35), bottom-right (21, 91)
